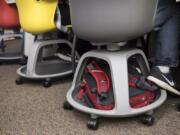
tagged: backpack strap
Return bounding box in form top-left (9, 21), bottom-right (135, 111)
top-left (129, 74), bottom-right (158, 91)
top-left (86, 61), bottom-right (110, 98)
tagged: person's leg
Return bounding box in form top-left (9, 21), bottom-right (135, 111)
top-left (147, 2), bottom-right (180, 95)
top-left (155, 13), bottom-right (179, 67)
top-left (177, 2), bottom-right (180, 39)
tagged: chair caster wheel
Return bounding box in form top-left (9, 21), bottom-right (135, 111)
top-left (0, 40), bottom-right (6, 53)
top-left (63, 101), bottom-right (73, 110)
top-left (142, 115), bottom-right (154, 126)
top-left (87, 118), bottom-right (98, 130)
top-left (19, 57), bottom-right (27, 65)
top-left (43, 79), bottom-right (52, 88)
top-left (176, 103), bottom-right (180, 112)
top-left (15, 77), bottom-right (23, 85)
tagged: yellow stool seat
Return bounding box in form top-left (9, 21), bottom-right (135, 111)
top-left (15, 0), bottom-right (58, 34)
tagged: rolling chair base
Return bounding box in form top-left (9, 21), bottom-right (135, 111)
top-left (0, 52), bottom-right (23, 65)
top-left (65, 49), bottom-right (167, 130)
top-left (16, 60), bottom-right (72, 87)
top-left (16, 39), bottom-right (76, 87)
top-left (0, 33), bottom-right (24, 63)
top-left (0, 52), bottom-right (23, 61)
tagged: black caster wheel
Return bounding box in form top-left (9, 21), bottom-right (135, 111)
top-left (63, 101), bottom-right (73, 110)
top-left (0, 40), bottom-right (6, 53)
top-left (43, 79), bottom-right (52, 88)
top-left (15, 77), bottom-right (24, 85)
top-left (19, 57), bottom-right (27, 65)
top-left (176, 103), bottom-right (180, 112)
top-left (142, 115), bottom-right (154, 126)
top-left (87, 118), bottom-right (99, 130)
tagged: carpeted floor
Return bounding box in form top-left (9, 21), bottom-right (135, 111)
top-left (0, 41), bottom-right (180, 135)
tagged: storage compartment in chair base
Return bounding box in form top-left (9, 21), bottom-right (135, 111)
top-left (128, 54), bottom-right (161, 108)
top-left (72, 57), bottom-right (115, 110)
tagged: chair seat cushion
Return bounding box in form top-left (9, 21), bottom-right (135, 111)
top-left (0, 1), bottom-right (20, 28)
top-left (15, 0), bottom-right (58, 34)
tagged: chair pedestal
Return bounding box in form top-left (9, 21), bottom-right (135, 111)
top-left (67, 49), bottom-right (167, 117)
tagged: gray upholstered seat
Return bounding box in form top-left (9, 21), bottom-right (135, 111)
top-left (70, 0), bottom-right (158, 43)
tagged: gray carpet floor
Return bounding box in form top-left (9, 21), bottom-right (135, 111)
top-left (0, 41), bottom-right (180, 135)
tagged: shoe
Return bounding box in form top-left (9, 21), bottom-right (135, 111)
top-left (147, 67), bottom-right (180, 96)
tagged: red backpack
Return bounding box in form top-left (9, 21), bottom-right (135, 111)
top-left (128, 74), bottom-right (156, 108)
top-left (75, 61), bottom-right (114, 110)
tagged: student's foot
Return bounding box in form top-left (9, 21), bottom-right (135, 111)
top-left (147, 67), bottom-right (180, 96)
